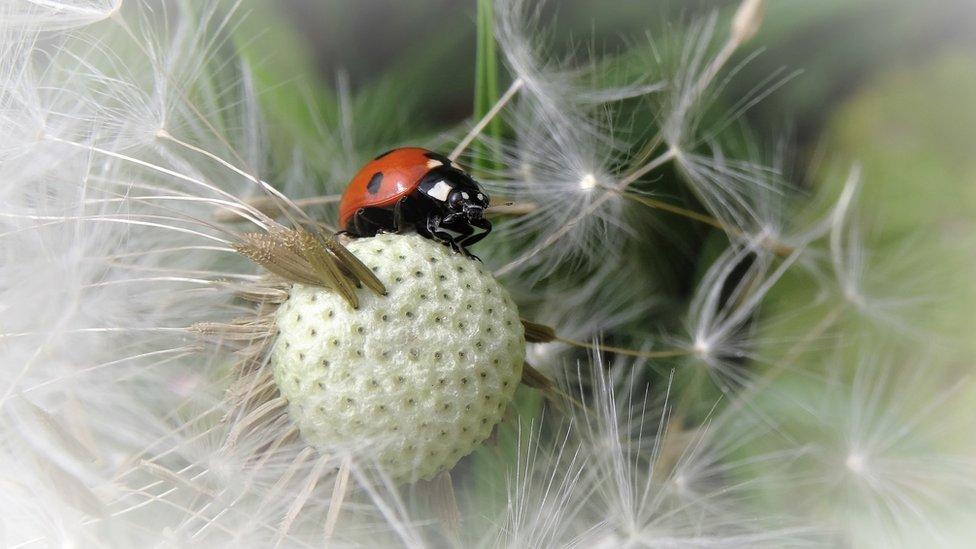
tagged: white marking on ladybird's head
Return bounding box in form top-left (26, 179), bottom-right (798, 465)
top-left (461, 192), bottom-right (470, 199)
top-left (579, 173), bottom-right (597, 191)
top-left (426, 159), bottom-right (443, 169)
top-left (428, 180), bottom-right (452, 202)
top-left (477, 193), bottom-right (484, 200)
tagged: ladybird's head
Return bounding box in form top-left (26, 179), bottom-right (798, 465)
top-left (421, 162), bottom-right (491, 221)
top-left (447, 185), bottom-right (490, 220)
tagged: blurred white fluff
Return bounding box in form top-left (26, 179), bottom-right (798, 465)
top-left (740, 353), bottom-right (976, 547)
top-left (824, 169), bottom-right (938, 335)
top-left (0, 1), bottom-right (120, 32)
top-left (0, 4), bottom-right (317, 546)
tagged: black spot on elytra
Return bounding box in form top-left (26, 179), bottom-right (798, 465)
top-left (366, 172), bottom-right (384, 195)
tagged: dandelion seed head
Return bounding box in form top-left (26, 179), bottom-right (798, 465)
top-left (821, 168), bottom-right (940, 335)
top-left (568, 358), bottom-right (813, 547)
top-left (270, 234), bottom-right (525, 482)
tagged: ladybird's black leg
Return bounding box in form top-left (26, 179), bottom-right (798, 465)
top-left (350, 207), bottom-right (394, 237)
top-left (349, 209), bottom-right (371, 237)
top-left (458, 217), bottom-right (492, 248)
top-left (440, 216), bottom-right (490, 259)
top-left (438, 214), bottom-right (481, 257)
top-left (439, 218), bottom-right (477, 258)
top-left (392, 196), bottom-right (411, 233)
top-left (424, 215), bottom-right (463, 254)
top-left (414, 218), bottom-right (433, 240)
top-left (440, 215), bottom-right (473, 239)
top-left (457, 228), bottom-right (482, 261)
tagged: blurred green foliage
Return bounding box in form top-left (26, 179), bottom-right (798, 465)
top-left (825, 53), bottom-right (976, 359)
top-left (826, 54), bottom-right (976, 242)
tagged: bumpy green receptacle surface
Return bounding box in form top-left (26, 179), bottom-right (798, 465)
top-left (271, 233), bottom-right (524, 482)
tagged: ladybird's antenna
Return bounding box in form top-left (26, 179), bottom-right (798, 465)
top-left (449, 78), bottom-right (524, 162)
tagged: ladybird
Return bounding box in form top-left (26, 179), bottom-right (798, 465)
top-left (339, 147), bottom-right (491, 256)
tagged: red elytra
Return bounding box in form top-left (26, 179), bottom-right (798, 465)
top-left (338, 147), bottom-right (437, 229)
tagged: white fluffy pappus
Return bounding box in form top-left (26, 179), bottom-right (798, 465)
top-left (487, 0), bottom-right (787, 281)
top-left (485, 0), bottom-right (658, 280)
top-left (736, 352), bottom-right (976, 547)
top-left (489, 357), bottom-right (817, 548)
